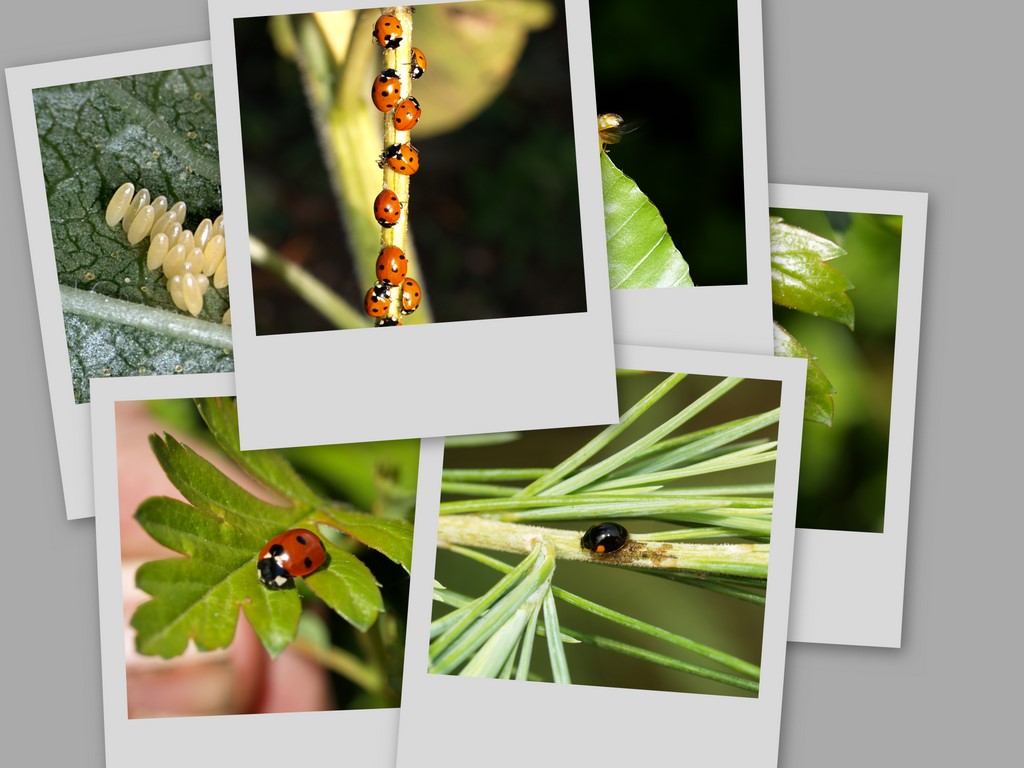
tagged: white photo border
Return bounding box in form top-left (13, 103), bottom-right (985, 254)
top-left (609, 0), bottom-right (773, 356)
top-left (90, 372), bottom-right (401, 768)
top-left (6, 41), bottom-right (221, 520)
top-left (208, 0), bottom-right (618, 450)
top-left (770, 183), bottom-right (928, 648)
top-left (395, 345), bottom-right (807, 768)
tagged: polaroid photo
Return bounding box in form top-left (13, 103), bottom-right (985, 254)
top-left (599, 0), bottom-right (773, 355)
top-left (91, 371), bottom-right (418, 767)
top-left (395, 345), bottom-right (807, 768)
top-left (208, 0), bottom-right (618, 449)
top-left (7, 42), bottom-right (233, 520)
top-left (768, 184), bottom-right (928, 647)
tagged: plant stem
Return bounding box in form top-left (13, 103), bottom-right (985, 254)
top-left (438, 515), bottom-right (769, 578)
top-left (59, 284), bottom-right (233, 349)
top-left (290, 635), bottom-right (389, 698)
top-left (249, 236), bottom-right (368, 328)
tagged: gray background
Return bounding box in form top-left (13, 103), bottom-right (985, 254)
top-left (1, 1), bottom-right (1019, 765)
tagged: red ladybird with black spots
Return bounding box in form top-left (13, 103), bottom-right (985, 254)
top-left (410, 47), bottom-right (427, 79)
top-left (380, 143), bottom-right (420, 175)
top-left (376, 245), bottom-right (408, 284)
top-left (399, 277), bottom-right (421, 315)
top-left (373, 15), bottom-right (403, 49)
top-left (393, 97), bottom-right (422, 132)
top-left (374, 189), bottom-right (402, 228)
top-left (371, 69), bottom-right (402, 112)
top-left (257, 528), bottom-right (327, 589)
top-left (364, 281), bottom-right (392, 318)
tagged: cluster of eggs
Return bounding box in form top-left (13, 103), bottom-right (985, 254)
top-left (364, 14), bottom-right (428, 327)
top-left (104, 182), bottom-right (229, 323)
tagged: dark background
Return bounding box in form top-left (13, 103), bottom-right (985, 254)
top-left (590, 0), bottom-right (747, 286)
top-left (235, 1), bottom-right (588, 333)
top-left (3, 2), bottom-right (1022, 767)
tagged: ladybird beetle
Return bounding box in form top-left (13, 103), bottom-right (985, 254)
top-left (580, 522), bottom-right (629, 554)
top-left (399, 277), bottom-right (421, 314)
top-left (373, 15), bottom-right (403, 49)
top-left (380, 143), bottom-right (420, 175)
top-left (376, 245), bottom-right (408, 284)
top-left (377, 316), bottom-right (403, 327)
top-left (373, 189), bottom-right (402, 228)
top-left (393, 97), bottom-right (422, 131)
top-left (364, 281), bottom-right (392, 318)
top-left (410, 47), bottom-right (427, 79)
top-left (371, 69), bottom-right (402, 112)
top-left (257, 528), bottom-right (327, 590)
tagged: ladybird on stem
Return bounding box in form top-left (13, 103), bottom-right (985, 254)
top-left (581, 522), bottom-right (629, 554)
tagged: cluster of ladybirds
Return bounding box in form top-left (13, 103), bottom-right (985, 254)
top-left (105, 181), bottom-right (230, 324)
top-left (254, 521), bottom-right (627, 593)
top-left (364, 13), bottom-right (426, 327)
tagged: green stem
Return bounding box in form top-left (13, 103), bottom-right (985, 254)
top-left (249, 236), bottom-right (367, 328)
top-left (290, 635), bottom-right (390, 698)
top-left (438, 516), bottom-right (769, 577)
top-left (60, 284), bottom-right (232, 349)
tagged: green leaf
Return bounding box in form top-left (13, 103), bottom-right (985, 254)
top-left (283, 439), bottom-right (420, 516)
top-left (770, 217), bottom-right (855, 328)
top-left (303, 541), bottom-right (384, 631)
top-left (33, 66), bottom-right (231, 404)
top-left (321, 507), bottom-right (414, 573)
top-left (602, 151), bottom-right (693, 288)
top-left (131, 431), bottom-right (386, 658)
top-left (195, 397), bottom-right (322, 506)
top-left (773, 321), bottom-right (836, 426)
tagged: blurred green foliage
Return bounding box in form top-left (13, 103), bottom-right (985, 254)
top-left (770, 209), bottom-right (903, 533)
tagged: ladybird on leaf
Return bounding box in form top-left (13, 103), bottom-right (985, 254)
top-left (257, 528), bottom-right (327, 590)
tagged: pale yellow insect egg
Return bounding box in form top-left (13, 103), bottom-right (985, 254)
top-left (150, 195), bottom-right (169, 221)
top-left (122, 188), bottom-right (150, 233)
top-left (127, 204), bottom-right (156, 244)
top-left (182, 272), bottom-right (203, 316)
top-left (147, 233), bottom-right (170, 271)
top-left (202, 234), bottom-right (225, 276)
top-left (164, 221), bottom-right (183, 245)
top-left (213, 255), bottom-right (229, 289)
top-left (177, 229), bottom-right (195, 253)
top-left (194, 218), bottom-right (213, 249)
top-left (167, 274), bottom-right (187, 311)
top-left (162, 243), bottom-right (188, 278)
top-left (169, 201), bottom-right (187, 224)
top-left (222, 308), bottom-right (231, 325)
top-left (105, 182), bottom-right (135, 227)
top-left (151, 210), bottom-right (178, 237)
